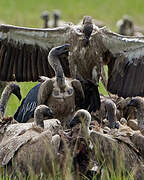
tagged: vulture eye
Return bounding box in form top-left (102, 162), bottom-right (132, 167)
top-left (68, 88), bottom-right (73, 95)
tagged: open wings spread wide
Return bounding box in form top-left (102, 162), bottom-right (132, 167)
top-left (1, 23), bottom-right (144, 97)
top-left (0, 24), bottom-right (70, 81)
top-left (100, 27), bottom-right (144, 97)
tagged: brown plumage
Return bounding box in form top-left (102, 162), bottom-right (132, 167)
top-left (0, 126), bottom-right (60, 178)
top-left (94, 95), bottom-right (117, 128)
top-left (0, 105), bottom-right (61, 143)
top-left (69, 109), bottom-right (144, 179)
top-left (1, 16), bottom-right (144, 98)
top-left (0, 105), bottom-right (61, 178)
top-left (127, 97), bottom-right (144, 134)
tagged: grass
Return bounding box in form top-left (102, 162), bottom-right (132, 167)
top-left (0, 0), bottom-right (144, 30)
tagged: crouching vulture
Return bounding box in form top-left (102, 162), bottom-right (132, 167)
top-left (0, 16), bottom-right (144, 102)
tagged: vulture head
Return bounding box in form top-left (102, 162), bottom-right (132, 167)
top-left (41, 11), bottom-right (49, 21)
top-left (127, 97), bottom-right (144, 110)
top-left (82, 16), bottom-right (93, 46)
top-left (48, 44), bottom-right (70, 90)
top-left (34, 105), bottom-right (54, 128)
top-left (10, 83), bottom-right (22, 101)
top-left (69, 109), bottom-right (91, 136)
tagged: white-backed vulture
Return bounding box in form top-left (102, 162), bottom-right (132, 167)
top-left (0, 105), bottom-right (61, 143)
top-left (127, 97), bottom-right (144, 134)
top-left (69, 109), bottom-right (144, 180)
top-left (37, 44), bottom-right (84, 127)
top-left (1, 16), bottom-right (144, 99)
top-left (117, 15), bottom-right (144, 36)
top-left (0, 105), bottom-right (61, 178)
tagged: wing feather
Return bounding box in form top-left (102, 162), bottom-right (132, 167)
top-left (0, 44), bottom-right (12, 81)
top-left (23, 44), bottom-right (28, 81)
top-left (7, 47), bottom-right (15, 81)
top-left (31, 46), bottom-right (39, 81)
top-left (16, 46), bottom-right (24, 81)
top-left (13, 46), bottom-right (20, 81)
top-left (37, 49), bottom-right (44, 76)
top-left (0, 44), bottom-right (6, 76)
top-left (0, 24), bottom-right (70, 81)
top-left (101, 27), bottom-right (144, 97)
top-left (27, 47), bottom-right (33, 81)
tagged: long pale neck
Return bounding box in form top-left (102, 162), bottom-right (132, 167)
top-left (0, 85), bottom-right (12, 111)
top-left (80, 125), bottom-right (90, 137)
top-left (44, 19), bottom-right (48, 28)
top-left (49, 55), bottom-right (66, 89)
top-left (54, 18), bottom-right (58, 27)
top-left (34, 109), bottom-right (44, 128)
top-left (137, 106), bottom-right (144, 129)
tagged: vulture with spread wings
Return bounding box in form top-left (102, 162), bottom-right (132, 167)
top-left (0, 16), bottom-right (144, 98)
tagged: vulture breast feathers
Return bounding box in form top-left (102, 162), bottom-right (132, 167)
top-left (1, 17), bottom-right (144, 98)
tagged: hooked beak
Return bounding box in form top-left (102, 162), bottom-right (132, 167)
top-left (127, 99), bottom-right (135, 107)
top-left (48, 110), bottom-right (55, 119)
top-left (56, 44), bottom-right (70, 55)
top-left (69, 116), bottom-right (81, 128)
top-left (13, 88), bottom-right (22, 101)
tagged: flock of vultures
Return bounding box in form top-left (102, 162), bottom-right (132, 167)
top-left (0, 12), bottom-right (144, 179)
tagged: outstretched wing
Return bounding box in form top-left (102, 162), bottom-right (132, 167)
top-left (101, 27), bottom-right (144, 97)
top-left (0, 24), bottom-right (71, 81)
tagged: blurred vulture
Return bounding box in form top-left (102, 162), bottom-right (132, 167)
top-left (117, 15), bottom-right (144, 36)
top-left (41, 10), bottom-right (66, 28)
top-left (1, 16), bottom-right (144, 98)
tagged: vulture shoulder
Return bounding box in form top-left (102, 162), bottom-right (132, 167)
top-left (37, 78), bottom-right (53, 105)
top-left (71, 79), bottom-right (85, 108)
top-left (0, 128), bottom-right (53, 166)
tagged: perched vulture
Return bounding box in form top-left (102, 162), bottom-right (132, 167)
top-left (37, 44), bottom-right (85, 127)
top-left (1, 16), bottom-right (144, 98)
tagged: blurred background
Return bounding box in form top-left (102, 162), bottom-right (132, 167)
top-left (0, 0), bottom-right (144, 116)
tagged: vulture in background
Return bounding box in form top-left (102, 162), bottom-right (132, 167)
top-left (41, 10), bottom-right (66, 28)
top-left (117, 15), bottom-right (144, 36)
top-left (0, 15), bottom-right (144, 101)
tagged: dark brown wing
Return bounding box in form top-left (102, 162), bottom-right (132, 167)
top-left (0, 24), bottom-right (71, 81)
top-left (71, 79), bottom-right (85, 108)
top-left (100, 27), bottom-right (144, 97)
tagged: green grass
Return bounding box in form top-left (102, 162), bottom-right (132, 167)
top-left (0, 0), bottom-right (144, 30)
top-left (0, 0), bottom-right (143, 115)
